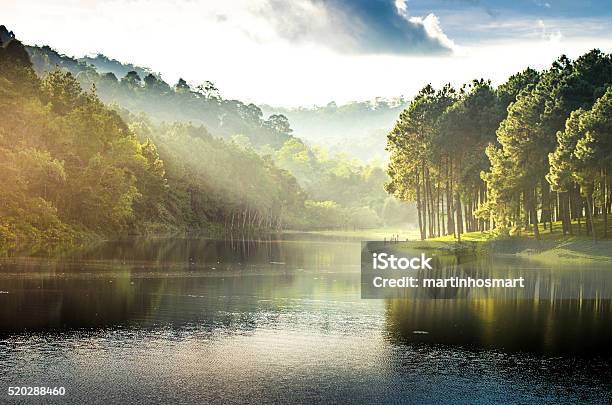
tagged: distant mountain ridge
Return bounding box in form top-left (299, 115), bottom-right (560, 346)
top-left (80, 54), bottom-right (154, 81)
top-left (25, 44), bottom-right (293, 148)
top-left (262, 98), bottom-right (407, 162)
top-left (24, 40), bottom-right (403, 161)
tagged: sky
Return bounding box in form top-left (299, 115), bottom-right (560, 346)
top-left (4, 0), bottom-right (612, 107)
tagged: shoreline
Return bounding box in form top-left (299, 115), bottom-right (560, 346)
top-left (395, 236), bottom-right (612, 264)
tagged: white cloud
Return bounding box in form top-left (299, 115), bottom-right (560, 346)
top-left (394, 0), bottom-right (456, 52)
top-left (2, 0), bottom-right (612, 107)
top-left (258, 0), bottom-right (455, 55)
top-left (538, 19), bottom-right (563, 43)
top-left (409, 14), bottom-right (456, 51)
top-left (395, 0), bottom-right (408, 16)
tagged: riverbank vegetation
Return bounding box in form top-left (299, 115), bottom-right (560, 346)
top-left (386, 50), bottom-right (612, 241)
top-left (0, 27), bottom-right (411, 251)
top-left (0, 39), bottom-right (331, 248)
top-left (384, 216), bottom-right (612, 264)
top-left (22, 39), bottom-right (413, 230)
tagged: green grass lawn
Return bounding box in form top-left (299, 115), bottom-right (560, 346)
top-left (302, 218), bottom-right (612, 262)
top-left (432, 216), bottom-right (612, 242)
top-left (425, 216), bottom-right (612, 262)
top-left (304, 217), bottom-right (610, 245)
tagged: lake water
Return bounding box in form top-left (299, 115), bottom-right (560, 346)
top-left (1, 235), bottom-right (611, 404)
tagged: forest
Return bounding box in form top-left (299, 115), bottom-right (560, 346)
top-left (0, 26), bottom-right (406, 249)
top-left (26, 44), bottom-right (294, 148)
top-left (386, 49), bottom-right (612, 240)
top-left (10, 22), bottom-right (611, 248)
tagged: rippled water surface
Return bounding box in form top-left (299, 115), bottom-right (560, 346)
top-left (1, 235), bottom-right (611, 404)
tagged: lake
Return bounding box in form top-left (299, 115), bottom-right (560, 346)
top-left (1, 234), bottom-right (611, 404)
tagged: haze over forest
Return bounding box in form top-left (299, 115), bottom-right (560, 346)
top-left (6, 0), bottom-right (612, 106)
top-left (2, 0), bottom-right (612, 248)
top-left (1, 24), bottom-right (417, 248)
top-left (6, 0), bottom-right (612, 162)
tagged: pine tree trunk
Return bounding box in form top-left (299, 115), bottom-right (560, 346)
top-left (455, 191), bottom-right (463, 242)
top-left (566, 192), bottom-right (573, 235)
top-left (422, 164), bottom-right (430, 238)
top-left (464, 201), bottom-right (470, 233)
top-left (603, 168), bottom-right (608, 238)
top-left (455, 159), bottom-right (462, 240)
top-left (530, 187), bottom-right (540, 239)
top-left (427, 168), bottom-right (433, 238)
top-left (558, 192), bottom-right (565, 234)
top-left (441, 191), bottom-right (446, 235)
top-left (541, 179), bottom-right (550, 231)
top-left (559, 191), bottom-right (569, 235)
top-left (522, 191), bottom-right (529, 231)
top-left (436, 171), bottom-right (441, 237)
top-left (415, 171), bottom-right (425, 240)
top-left (426, 165), bottom-right (435, 238)
top-left (586, 190), bottom-right (596, 241)
top-left (446, 158), bottom-right (454, 236)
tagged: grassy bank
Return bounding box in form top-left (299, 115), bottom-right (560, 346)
top-left (411, 217), bottom-right (612, 263)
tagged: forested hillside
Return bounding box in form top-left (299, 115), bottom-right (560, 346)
top-left (18, 34), bottom-right (411, 233)
top-left (0, 26), bottom-right (413, 249)
top-left (26, 44), bottom-right (292, 148)
top-left (270, 137), bottom-right (412, 228)
top-left (0, 35), bottom-right (312, 248)
top-left (386, 50), bottom-right (612, 240)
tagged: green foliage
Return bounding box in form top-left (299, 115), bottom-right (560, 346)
top-left (0, 42), bottom-right (166, 245)
top-left (548, 86), bottom-right (612, 215)
top-left (485, 50), bottom-right (612, 235)
top-left (295, 201), bottom-right (381, 230)
top-left (496, 68), bottom-right (540, 108)
top-left (386, 83), bottom-right (461, 239)
top-left (439, 79), bottom-right (502, 194)
top-left (0, 29), bottom-right (406, 251)
top-left (26, 45), bottom-right (293, 148)
top-left (386, 49), bottom-right (612, 240)
top-left (547, 109), bottom-right (587, 192)
top-left (272, 137), bottom-right (396, 226)
top-left (127, 118), bottom-right (307, 233)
